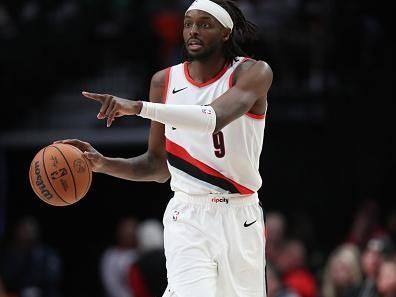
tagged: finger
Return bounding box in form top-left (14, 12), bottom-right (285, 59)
top-left (98, 96), bottom-right (112, 119)
top-left (53, 139), bottom-right (81, 145)
top-left (97, 112), bottom-right (106, 119)
top-left (82, 152), bottom-right (96, 170)
top-left (105, 99), bottom-right (116, 117)
top-left (82, 91), bottom-right (107, 103)
top-left (106, 115), bottom-right (115, 128)
top-left (55, 139), bottom-right (89, 152)
top-left (106, 101), bottom-right (120, 127)
top-left (83, 152), bottom-right (98, 160)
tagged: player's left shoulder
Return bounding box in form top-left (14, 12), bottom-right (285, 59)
top-left (233, 58), bottom-right (273, 84)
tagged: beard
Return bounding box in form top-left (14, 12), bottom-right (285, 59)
top-left (184, 41), bottom-right (223, 62)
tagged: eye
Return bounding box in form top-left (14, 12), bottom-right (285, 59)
top-left (184, 22), bottom-right (192, 28)
top-left (199, 22), bottom-right (211, 29)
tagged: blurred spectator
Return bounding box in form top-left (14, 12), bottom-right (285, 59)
top-left (148, 1), bottom-right (184, 67)
top-left (100, 217), bottom-right (138, 297)
top-left (128, 219), bottom-right (166, 297)
top-left (377, 260), bottom-right (396, 297)
top-left (321, 244), bottom-right (362, 297)
top-left (266, 212), bottom-right (288, 265)
top-left (346, 200), bottom-right (386, 250)
top-left (288, 211), bottom-right (322, 273)
top-left (0, 216), bottom-right (62, 297)
top-left (353, 237), bottom-right (394, 297)
top-left (267, 264), bottom-right (300, 297)
top-left (276, 239), bottom-right (318, 297)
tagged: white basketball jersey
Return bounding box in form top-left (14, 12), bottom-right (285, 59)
top-left (163, 57), bottom-right (266, 195)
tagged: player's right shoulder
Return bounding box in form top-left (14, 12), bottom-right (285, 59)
top-left (150, 68), bottom-right (170, 89)
top-left (149, 68), bottom-right (172, 103)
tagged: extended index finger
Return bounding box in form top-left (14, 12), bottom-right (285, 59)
top-left (82, 91), bottom-right (107, 103)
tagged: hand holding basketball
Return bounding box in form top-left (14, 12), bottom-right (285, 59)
top-left (54, 139), bottom-right (105, 173)
top-left (82, 92), bottom-right (143, 127)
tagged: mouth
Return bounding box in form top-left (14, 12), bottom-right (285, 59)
top-left (187, 39), bottom-right (203, 51)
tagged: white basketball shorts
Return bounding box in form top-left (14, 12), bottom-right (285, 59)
top-left (162, 191), bottom-right (266, 297)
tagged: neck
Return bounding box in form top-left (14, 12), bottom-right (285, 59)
top-left (188, 54), bottom-right (228, 83)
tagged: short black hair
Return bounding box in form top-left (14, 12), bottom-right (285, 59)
top-left (183, 0), bottom-right (257, 65)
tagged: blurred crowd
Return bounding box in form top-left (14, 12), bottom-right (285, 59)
top-left (0, 216), bottom-right (167, 297)
top-left (1, 199), bottom-right (396, 297)
top-left (0, 0), bottom-right (394, 296)
top-left (2, 0), bottom-right (389, 130)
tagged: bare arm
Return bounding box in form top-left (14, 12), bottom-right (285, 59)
top-left (210, 60), bottom-right (273, 133)
top-left (58, 70), bottom-right (170, 183)
top-left (99, 70), bottom-right (170, 182)
top-left (80, 60), bottom-right (272, 135)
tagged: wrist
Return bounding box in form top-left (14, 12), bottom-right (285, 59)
top-left (135, 101), bottom-right (144, 115)
top-left (95, 156), bottom-right (110, 174)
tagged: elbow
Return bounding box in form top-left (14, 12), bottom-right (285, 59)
top-left (154, 173), bottom-right (170, 183)
top-left (152, 164), bottom-right (170, 183)
top-left (146, 152), bottom-right (170, 183)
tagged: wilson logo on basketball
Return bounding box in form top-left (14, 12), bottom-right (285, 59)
top-left (34, 161), bottom-right (53, 200)
top-left (50, 168), bottom-right (67, 180)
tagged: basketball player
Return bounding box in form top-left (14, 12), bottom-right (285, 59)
top-left (58, 0), bottom-right (272, 296)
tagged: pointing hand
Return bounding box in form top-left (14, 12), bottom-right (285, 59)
top-left (82, 91), bottom-right (143, 127)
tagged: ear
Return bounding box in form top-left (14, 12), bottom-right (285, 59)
top-left (222, 28), bottom-right (232, 42)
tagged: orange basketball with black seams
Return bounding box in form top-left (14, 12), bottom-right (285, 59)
top-left (29, 143), bottom-right (92, 206)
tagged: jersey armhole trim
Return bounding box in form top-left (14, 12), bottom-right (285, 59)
top-left (228, 57), bottom-right (265, 120)
top-left (228, 57), bottom-right (252, 89)
top-left (245, 112), bottom-right (266, 120)
top-left (162, 67), bottom-right (171, 104)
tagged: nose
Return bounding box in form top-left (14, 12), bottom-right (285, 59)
top-left (189, 23), bottom-right (199, 36)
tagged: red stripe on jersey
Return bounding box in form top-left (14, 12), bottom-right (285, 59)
top-left (184, 62), bottom-right (229, 88)
top-left (245, 112), bottom-right (266, 120)
top-left (166, 138), bottom-right (254, 195)
top-left (162, 67), bottom-right (171, 104)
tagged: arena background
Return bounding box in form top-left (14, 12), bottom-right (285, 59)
top-left (0, 0), bottom-right (394, 297)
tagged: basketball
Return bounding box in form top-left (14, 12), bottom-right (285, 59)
top-left (29, 143), bottom-right (92, 206)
